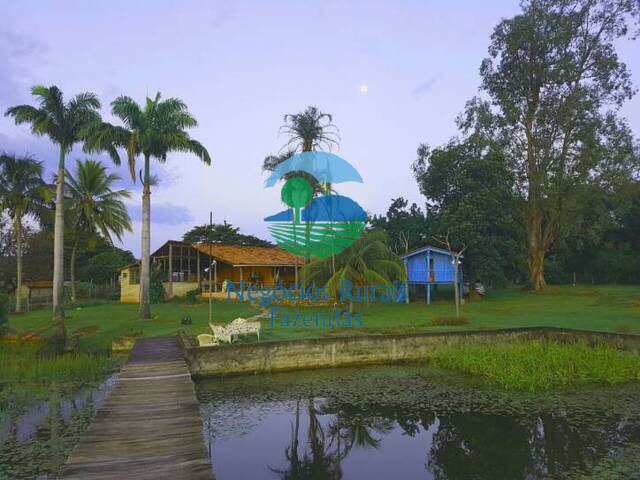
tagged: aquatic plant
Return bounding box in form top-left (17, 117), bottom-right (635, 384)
top-left (431, 340), bottom-right (640, 391)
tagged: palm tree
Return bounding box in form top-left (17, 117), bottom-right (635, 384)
top-left (264, 107), bottom-right (340, 266)
top-left (65, 159), bottom-right (132, 302)
top-left (280, 106), bottom-right (339, 153)
top-left (263, 106), bottom-right (340, 191)
top-left (5, 86), bottom-right (102, 320)
top-left (302, 231), bottom-right (405, 312)
top-left (0, 154), bottom-right (50, 312)
top-left (84, 92), bottom-right (211, 319)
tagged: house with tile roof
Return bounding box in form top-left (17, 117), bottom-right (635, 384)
top-left (119, 240), bottom-right (303, 303)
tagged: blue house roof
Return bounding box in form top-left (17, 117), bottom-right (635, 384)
top-left (402, 245), bottom-right (463, 259)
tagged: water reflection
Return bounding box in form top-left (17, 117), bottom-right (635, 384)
top-left (197, 366), bottom-right (640, 479)
top-left (0, 374), bottom-right (117, 479)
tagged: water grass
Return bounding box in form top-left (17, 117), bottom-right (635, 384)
top-left (431, 340), bottom-right (640, 391)
top-left (0, 340), bottom-right (121, 411)
top-left (0, 341), bottom-right (118, 383)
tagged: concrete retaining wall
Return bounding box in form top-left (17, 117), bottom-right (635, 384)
top-left (178, 327), bottom-right (640, 378)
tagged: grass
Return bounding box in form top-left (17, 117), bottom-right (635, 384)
top-left (431, 340), bottom-right (640, 391)
top-left (5, 285), bottom-right (640, 353)
top-left (8, 298), bottom-right (259, 352)
top-left (0, 339), bottom-right (122, 412)
top-left (0, 341), bottom-right (118, 383)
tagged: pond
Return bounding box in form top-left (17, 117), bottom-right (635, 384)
top-left (0, 374), bottom-right (117, 479)
top-left (196, 365), bottom-right (640, 480)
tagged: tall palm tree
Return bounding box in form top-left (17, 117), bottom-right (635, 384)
top-left (65, 159), bottom-right (132, 302)
top-left (264, 107), bottom-right (340, 267)
top-left (302, 231), bottom-right (405, 312)
top-left (263, 106), bottom-right (340, 191)
top-left (84, 92), bottom-right (211, 319)
top-left (280, 106), bottom-right (339, 153)
top-left (5, 86), bottom-right (103, 320)
top-left (0, 154), bottom-right (50, 312)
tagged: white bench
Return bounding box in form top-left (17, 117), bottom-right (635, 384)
top-left (208, 318), bottom-right (261, 344)
top-left (209, 323), bottom-right (233, 344)
top-left (229, 317), bottom-right (261, 341)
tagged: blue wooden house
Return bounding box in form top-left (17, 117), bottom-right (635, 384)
top-left (402, 246), bottom-right (463, 304)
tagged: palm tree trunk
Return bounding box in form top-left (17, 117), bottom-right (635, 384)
top-left (14, 213), bottom-right (22, 313)
top-left (70, 239), bottom-right (78, 303)
top-left (52, 147), bottom-right (66, 321)
top-left (139, 154), bottom-right (151, 319)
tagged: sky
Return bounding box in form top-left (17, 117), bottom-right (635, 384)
top-left (1, 0), bottom-right (639, 257)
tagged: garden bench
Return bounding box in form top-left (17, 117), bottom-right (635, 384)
top-left (229, 317), bottom-right (261, 341)
top-left (209, 323), bottom-right (233, 344)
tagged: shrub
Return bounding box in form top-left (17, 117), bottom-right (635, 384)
top-left (149, 264), bottom-right (165, 304)
top-left (185, 288), bottom-right (199, 304)
top-left (0, 293), bottom-right (8, 335)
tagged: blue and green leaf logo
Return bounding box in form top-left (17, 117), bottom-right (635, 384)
top-left (264, 152), bottom-right (367, 259)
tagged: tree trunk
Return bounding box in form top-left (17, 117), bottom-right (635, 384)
top-left (139, 155), bottom-right (151, 319)
top-left (14, 214), bottom-right (22, 313)
top-left (527, 211), bottom-right (547, 291)
top-left (528, 245), bottom-right (546, 291)
top-left (70, 240), bottom-right (78, 303)
top-left (52, 148), bottom-right (66, 320)
top-left (453, 260), bottom-right (460, 318)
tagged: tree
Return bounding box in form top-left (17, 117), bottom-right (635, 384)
top-left (64, 159), bottom-right (132, 302)
top-left (369, 197), bottom-right (429, 255)
top-left (5, 86), bottom-right (102, 318)
top-left (79, 247), bottom-right (135, 284)
top-left (262, 106), bottom-right (340, 195)
top-left (182, 221), bottom-right (272, 246)
top-left (302, 231), bottom-right (405, 312)
top-left (478, 0), bottom-right (640, 289)
top-left (412, 138), bottom-right (525, 287)
top-left (433, 233), bottom-right (467, 318)
top-left (0, 154), bottom-right (50, 312)
top-left (279, 106), bottom-right (339, 153)
top-left (84, 92), bottom-right (211, 319)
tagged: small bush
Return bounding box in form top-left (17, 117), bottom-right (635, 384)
top-left (149, 264), bottom-right (165, 304)
top-left (0, 293), bottom-right (8, 335)
top-left (431, 316), bottom-right (469, 326)
top-left (185, 288), bottom-right (199, 304)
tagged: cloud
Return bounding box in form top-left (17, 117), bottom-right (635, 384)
top-left (0, 30), bottom-right (47, 106)
top-left (412, 74), bottom-right (443, 100)
top-left (127, 202), bottom-right (194, 225)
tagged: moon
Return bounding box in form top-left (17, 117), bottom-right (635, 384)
top-left (359, 84), bottom-right (369, 94)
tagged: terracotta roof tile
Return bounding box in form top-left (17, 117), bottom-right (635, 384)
top-left (191, 244), bottom-right (304, 266)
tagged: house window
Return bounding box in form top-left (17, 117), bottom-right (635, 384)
top-left (130, 268), bottom-right (140, 285)
top-left (428, 257), bottom-right (435, 281)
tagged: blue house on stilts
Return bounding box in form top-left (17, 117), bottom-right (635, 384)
top-left (402, 246), bottom-right (463, 304)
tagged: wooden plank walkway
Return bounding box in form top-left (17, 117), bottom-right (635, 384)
top-left (60, 336), bottom-right (214, 480)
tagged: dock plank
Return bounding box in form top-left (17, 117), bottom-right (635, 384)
top-left (60, 336), bottom-right (213, 480)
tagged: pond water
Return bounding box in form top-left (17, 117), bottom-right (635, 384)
top-left (0, 374), bottom-right (117, 479)
top-left (196, 365), bottom-right (640, 480)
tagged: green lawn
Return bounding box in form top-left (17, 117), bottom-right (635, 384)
top-left (7, 285), bottom-right (640, 353)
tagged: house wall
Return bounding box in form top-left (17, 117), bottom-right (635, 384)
top-left (214, 265), bottom-right (297, 287)
top-left (406, 250), bottom-right (456, 284)
top-left (168, 282), bottom-right (199, 297)
top-left (119, 267), bottom-right (139, 303)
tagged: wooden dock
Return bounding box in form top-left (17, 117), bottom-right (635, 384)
top-left (61, 336), bottom-right (214, 480)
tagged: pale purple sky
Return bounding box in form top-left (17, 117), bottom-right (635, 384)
top-left (1, 0), bottom-right (638, 257)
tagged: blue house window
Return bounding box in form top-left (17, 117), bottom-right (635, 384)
top-left (428, 257), bottom-right (435, 282)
